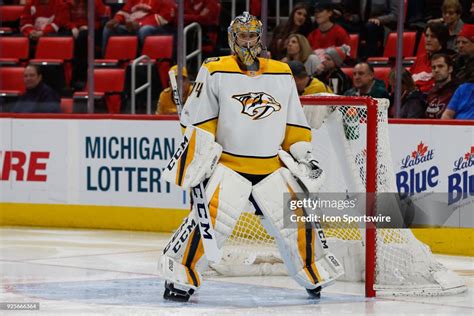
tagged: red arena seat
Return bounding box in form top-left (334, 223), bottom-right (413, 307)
top-left (142, 35), bottom-right (173, 88)
top-left (30, 37), bottom-right (74, 89)
top-left (348, 34), bottom-right (359, 59)
top-left (74, 68), bottom-right (125, 113)
top-left (96, 36), bottom-right (138, 67)
top-left (341, 67), bottom-right (354, 80)
top-left (368, 32), bottom-right (417, 65)
top-left (60, 98), bottom-right (73, 113)
top-left (0, 5), bottom-right (24, 34)
top-left (0, 66), bottom-right (25, 95)
top-left (0, 37), bottom-right (29, 65)
top-left (374, 67), bottom-right (391, 88)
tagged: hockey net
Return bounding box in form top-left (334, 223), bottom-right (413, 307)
top-left (207, 95), bottom-right (466, 297)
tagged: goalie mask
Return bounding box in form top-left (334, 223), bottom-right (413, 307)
top-left (228, 12), bottom-right (263, 66)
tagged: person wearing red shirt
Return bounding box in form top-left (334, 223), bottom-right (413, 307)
top-left (183, 0), bottom-right (221, 52)
top-left (184, 0), bottom-right (220, 26)
top-left (411, 22), bottom-right (454, 93)
top-left (20, 0), bottom-right (69, 40)
top-left (66, 0), bottom-right (108, 35)
top-left (425, 53), bottom-right (457, 118)
top-left (103, 0), bottom-right (176, 54)
top-left (307, 2), bottom-right (350, 51)
top-left (66, 0), bottom-right (109, 88)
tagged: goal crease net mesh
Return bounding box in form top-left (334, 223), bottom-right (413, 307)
top-left (206, 96), bottom-right (466, 297)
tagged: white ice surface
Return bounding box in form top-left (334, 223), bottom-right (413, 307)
top-left (1, 227), bottom-right (473, 315)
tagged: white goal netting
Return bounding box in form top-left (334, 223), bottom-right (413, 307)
top-left (207, 96), bottom-right (466, 297)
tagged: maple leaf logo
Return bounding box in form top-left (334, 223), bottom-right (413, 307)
top-left (465, 147), bottom-right (474, 161)
top-left (417, 142), bottom-right (428, 156)
top-left (412, 151), bottom-right (418, 159)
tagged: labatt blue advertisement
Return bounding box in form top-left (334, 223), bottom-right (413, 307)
top-left (391, 123), bottom-right (473, 228)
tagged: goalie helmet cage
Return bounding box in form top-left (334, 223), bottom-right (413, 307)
top-left (211, 95), bottom-right (466, 298)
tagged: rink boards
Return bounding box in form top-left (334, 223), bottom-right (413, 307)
top-left (0, 115), bottom-right (473, 255)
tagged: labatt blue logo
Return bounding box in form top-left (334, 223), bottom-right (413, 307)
top-left (448, 147), bottom-right (474, 205)
top-left (396, 142), bottom-right (438, 199)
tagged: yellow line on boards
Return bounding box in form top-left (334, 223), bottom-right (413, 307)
top-left (0, 203), bottom-right (188, 232)
top-left (411, 228), bottom-right (474, 256)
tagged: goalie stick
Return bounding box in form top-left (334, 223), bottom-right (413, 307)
top-left (168, 69), bottom-right (222, 263)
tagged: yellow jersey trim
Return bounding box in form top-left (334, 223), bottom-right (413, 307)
top-left (220, 152), bottom-right (283, 175)
top-left (194, 117), bottom-right (218, 136)
top-left (203, 56), bottom-right (293, 76)
top-left (281, 124), bottom-right (312, 152)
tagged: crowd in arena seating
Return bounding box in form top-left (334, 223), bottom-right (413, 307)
top-left (0, 0), bottom-right (472, 119)
top-left (274, 0), bottom-right (473, 119)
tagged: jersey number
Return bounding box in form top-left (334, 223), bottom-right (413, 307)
top-left (191, 82), bottom-right (204, 98)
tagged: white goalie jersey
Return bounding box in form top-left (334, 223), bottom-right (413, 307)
top-left (180, 55), bottom-right (312, 176)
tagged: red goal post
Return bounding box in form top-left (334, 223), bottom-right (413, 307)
top-left (300, 95), bottom-right (378, 297)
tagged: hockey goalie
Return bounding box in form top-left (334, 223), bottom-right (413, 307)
top-left (158, 12), bottom-right (344, 302)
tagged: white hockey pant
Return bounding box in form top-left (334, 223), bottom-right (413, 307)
top-left (159, 164), bottom-right (252, 291)
top-left (252, 168), bottom-right (344, 290)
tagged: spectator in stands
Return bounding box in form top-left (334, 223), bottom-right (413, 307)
top-left (329, 0), bottom-right (365, 34)
top-left (428, 0), bottom-right (465, 51)
top-left (12, 64), bottom-right (60, 113)
top-left (315, 1), bottom-right (357, 33)
top-left (183, 0), bottom-right (221, 50)
top-left (411, 22), bottom-right (453, 93)
top-left (315, 45), bottom-right (352, 94)
top-left (269, 2), bottom-right (313, 60)
top-left (454, 23), bottom-right (474, 83)
top-left (184, 0), bottom-right (220, 26)
top-left (20, 0), bottom-right (69, 45)
top-left (442, 81), bottom-right (474, 119)
top-left (281, 34), bottom-right (321, 75)
top-left (307, 2), bottom-right (350, 51)
top-left (103, 0), bottom-right (176, 54)
top-left (287, 60), bottom-right (332, 96)
top-left (388, 68), bottom-right (427, 118)
top-left (156, 65), bottom-right (191, 115)
top-left (66, 0), bottom-right (109, 89)
top-left (358, 0), bottom-right (399, 58)
top-left (425, 53), bottom-right (457, 118)
top-left (344, 62), bottom-right (390, 98)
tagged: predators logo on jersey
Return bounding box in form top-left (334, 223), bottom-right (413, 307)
top-left (232, 92), bottom-right (281, 120)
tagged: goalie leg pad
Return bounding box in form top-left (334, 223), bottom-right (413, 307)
top-left (203, 164), bottom-right (252, 247)
top-left (252, 167), bottom-right (344, 290)
top-left (163, 126), bottom-right (222, 189)
top-left (160, 164), bottom-right (252, 289)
